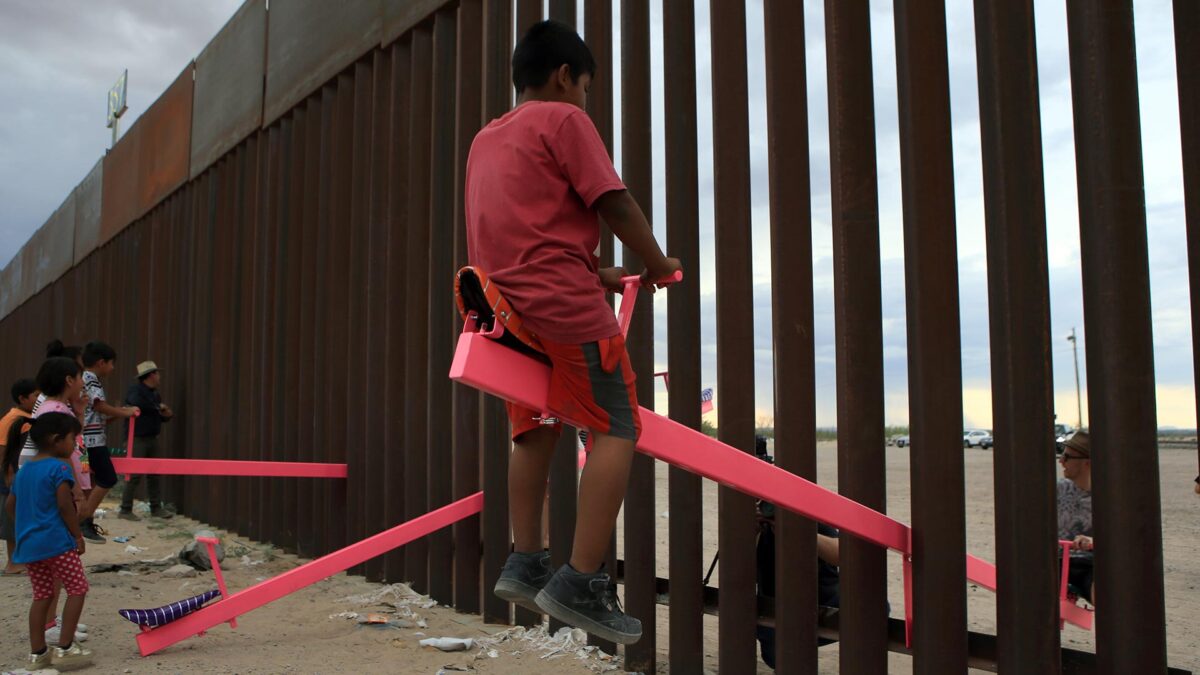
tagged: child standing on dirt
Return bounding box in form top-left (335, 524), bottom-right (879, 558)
top-left (77, 341), bottom-right (139, 543)
top-left (7, 412), bottom-right (93, 670)
top-left (466, 20), bottom-right (679, 644)
top-left (1, 378), bottom-right (39, 575)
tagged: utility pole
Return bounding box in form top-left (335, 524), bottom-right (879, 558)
top-left (1067, 327), bottom-right (1082, 428)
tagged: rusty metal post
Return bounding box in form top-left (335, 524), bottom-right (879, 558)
top-left (405, 25), bottom-right (434, 594)
top-left (516, 0), bottom-right (541, 35)
top-left (824, 1), bottom-right (890, 671)
top-left (453, 0), bottom-right (484, 616)
top-left (481, 0), bottom-right (513, 626)
top-left (973, 2), bottom-right (1060, 671)
top-left (1065, 4), bottom-right (1168, 672)
top-left (297, 100), bottom-right (322, 560)
top-left (1175, 0), bottom-right (1200, 478)
top-left (709, 0), bottom-right (757, 671)
top-left (893, 2), bottom-right (967, 671)
top-left (364, 47), bottom-right (393, 583)
top-left (618, 0), bottom-right (655, 669)
top-left (585, 0), bottom-right (614, 268)
top-left (384, 41), bottom-right (412, 584)
top-left (427, 8), bottom-right (459, 605)
top-left (549, 0), bottom-right (576, 26)
top-left (663, 1), bottom-right (704, 671)
top-left (763, 1), bottom-right (818, 672)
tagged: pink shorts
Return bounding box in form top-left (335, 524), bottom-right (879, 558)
top-left (27, 551), bottom-right (89, 600)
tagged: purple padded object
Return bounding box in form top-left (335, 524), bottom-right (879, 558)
top-left (119, 589), bottom-right (222, 627)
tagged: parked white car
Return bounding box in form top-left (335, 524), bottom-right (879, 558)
top-left (963, 429), bottom-right (992, 448)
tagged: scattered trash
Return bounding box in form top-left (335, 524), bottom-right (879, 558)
top-left (420, 637), bottom-right (474, 652)
top-left (89, 563), bottom-right (128, 574)
top-left (660, 511), bottom-right (669, 519)
top-left (94, 507), bottom-right (109, 518)
top-left (329, 611), bottom-right (359, 621)
top-left (117, 570), bottom-right (139, 576)
top-left (124, 545), bottom-right (146, 555)
top-left (437, 665), bottom-right (472, 673)
top-left (113, 536), bottom-right (131, 543)
top-left (417, 619), bottom-right (428, 629)
top-left (162, 564), bottom-right (199, 579)
top-left (240, 555), bottom-right (265, 567)
top-left (474, 625), bottom-right (620, 672)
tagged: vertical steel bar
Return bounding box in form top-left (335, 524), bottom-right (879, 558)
top-left (972, 2), bottom-right (1060, 671)
top-left (405, 25), bottom-right (435, 593)
top-left (259, 126), bottom-right (282, 547)
top-left (233, 139), bottom-right (260, 541)
top-left (825, 9), bottom-right (890, 671)
top-left (1175, 0), bottom-right (1200, 478)
top-left (585, 0), bottom-right (614, 269)
top-left (364, 46), bottom-right (394, 583)
top-left (516, 0), bottom-right (541, 35)
top-left (481, 0), bottom-right (513, 626)
top-left (269, 120), bottom-right (292, 551)
top-left (893, 2), bottom-right (967, 671)
top-left (297, 100), bottom-right (322, 559)
top-left (384, 41), bottom-right (411, 584)
top-left (619, 0), bottom-right (655, 670)
top-left (709, 0), bottom-right (758, 671)
top-left (1065, 4), bottom-right (1167, 672)
top-left (453, 0), bottom-right (484, 615)
top-left (346, 58), bottom-right (375, 573)
top-left (325, 73), bottom-right (355, 556)
top-left (549, 0), bottom-right (576, 26)
top-left (427, 8), bottom-right (459, 605)
top-left (279, 107), bottom-right (307, 554)
top-left (662, 1), bottom-right (704, 671)
top-left (313, 89), bottom-right (336, 556)
top-left (763, 1), bottom-right (818, 672)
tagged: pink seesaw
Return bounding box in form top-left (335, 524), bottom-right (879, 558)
top-left (449, 269), bottom-right (1092, 645)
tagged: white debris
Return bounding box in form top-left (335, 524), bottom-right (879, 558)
top-left (240, 555), bottom-right (265, 567)
top-left (418, 637), bottom-right (474, 651)
top-left (124, 545), bottom-right (146, 555)
top-left (328, 611), bottom-right (360, 621)
top-left (473, 625), bottom-right (621, 672)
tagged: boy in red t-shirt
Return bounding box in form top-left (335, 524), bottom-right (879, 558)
top-left (466, 20), bottom-right (679, 645)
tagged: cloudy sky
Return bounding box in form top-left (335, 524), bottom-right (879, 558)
top-left (0, 1), bottom-right (1194, 430)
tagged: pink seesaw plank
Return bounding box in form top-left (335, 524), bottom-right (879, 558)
top-left (112, 457), bottom-right (348, 478)
top-left (450, 330), bottom-right (909, 552)
top-left (135, 492), bottom-right (483, 656)
top-left (449, 332), bottom-right (1096, 632)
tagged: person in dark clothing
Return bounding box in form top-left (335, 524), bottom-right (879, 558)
top-left (118, 361), bottom-right (173, 520)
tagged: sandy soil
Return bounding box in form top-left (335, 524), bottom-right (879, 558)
top-left (0, 505), bottom-right (609, 675)
top-left (3, 443), bottom-right (1193, 674)
top-left (617, 441), bottom-right (1200, 673)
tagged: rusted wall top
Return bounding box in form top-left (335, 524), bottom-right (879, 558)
top-left (382, 0), bottom-right (446, 47)
top-left (73, 159), bottom-right (103, 265)
top-left (137, 63), bottom-right (194, 216)
top-left (263, 0), bottom-right (382, 127)
top-left (34, 193), bottom-right (76, 292)
top-left (191, 0), bottom-right (266, 178)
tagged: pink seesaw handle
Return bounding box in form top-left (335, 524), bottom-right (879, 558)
top-left (616, 270), bottom-right (684, 338)
top-left (124, 409), bottom-right (141, 480)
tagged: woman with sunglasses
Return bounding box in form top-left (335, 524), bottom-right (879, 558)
top-left (1057, 431), bottom-right (1095, 604)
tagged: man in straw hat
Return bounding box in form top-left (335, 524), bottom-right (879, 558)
top-left (1057, 430), bottom-right (1094, 603)
top-left (118, 361), bottom-right (174, 520)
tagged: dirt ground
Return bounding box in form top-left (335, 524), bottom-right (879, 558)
top-left (2, 443), bottom-right (1195, 674)
top-left (620, 442), bottom-right (1200, 673)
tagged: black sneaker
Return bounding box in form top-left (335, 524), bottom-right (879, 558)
top-left (80, 519), bottom-right (106, 544)
top-left (534, 564), bottom-right (642, 645)
top-left (150, 506), bottom-right (174, 520)
top-left (117, 509), bottom-right (140, 521)
top-left (494, 550), bottom-right (552, 613)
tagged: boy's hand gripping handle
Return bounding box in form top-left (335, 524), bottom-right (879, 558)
top-left (616, 270), bottom-right (683, 338)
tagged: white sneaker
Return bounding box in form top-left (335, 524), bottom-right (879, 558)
top-left (51, 640), bottom-right (93, 670)
top-left (46, 625), bottom-right (88, 644)
top-left (55, 616), bottom-right (89, 633)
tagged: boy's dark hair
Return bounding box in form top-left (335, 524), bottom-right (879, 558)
top-left (2, 417), bottom-right (29, 477)
top-left (512, 20), bottom-right (596, 94)
top-left (82, 341), bottom-right (117, 367)
top-left (29, 412), bottom-right (81, 450)
top-left (10, 378), bottom-right (36, 404)
top-left (45, 339), bottom-right (82, 362)
top-left (36, 357), bottom-right (81, 397)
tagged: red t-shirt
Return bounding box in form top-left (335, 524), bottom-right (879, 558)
top-left (466, 101), bottom-right (626, 344)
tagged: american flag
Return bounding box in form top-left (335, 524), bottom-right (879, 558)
top-left (700, 388), bottom-right (714, 414)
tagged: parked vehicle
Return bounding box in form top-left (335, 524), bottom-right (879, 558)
top-left (1054, 424), bottom-right (1075, 454)
top-left (963, 429), bottom-right (992, 448)
top-left (895, 435), bottom-right (910, 448)
top-left (979, 433), bottom-right (994, 450)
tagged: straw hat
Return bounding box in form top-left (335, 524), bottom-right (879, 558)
top-left (136, 361), bottom-right (160, 378)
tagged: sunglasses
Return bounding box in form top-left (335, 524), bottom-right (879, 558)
top-left (1060, 453), bottom-right (1089, 463)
